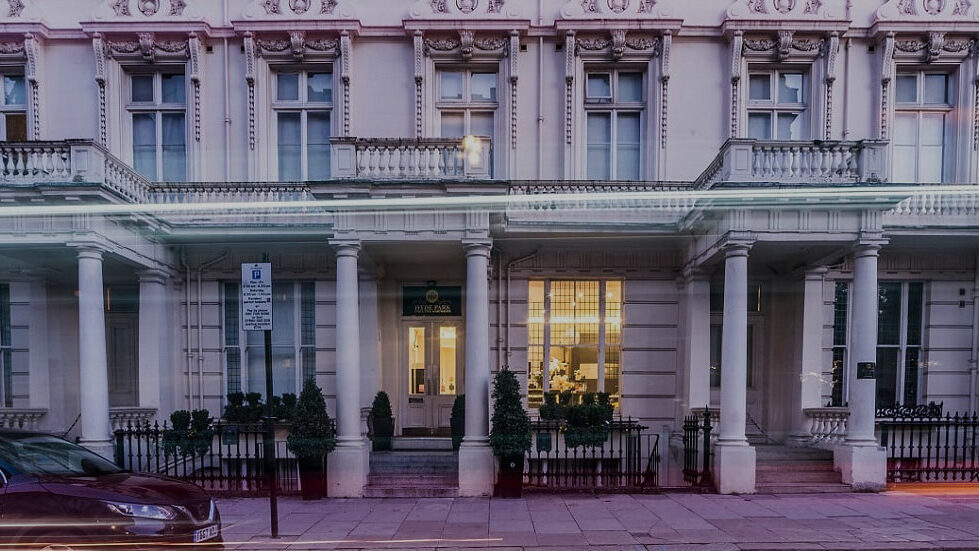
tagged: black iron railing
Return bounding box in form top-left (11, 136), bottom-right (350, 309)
top-left (525, 417), bottom-right (658, 490)
top-left (879, 410), bottom-right (979, 483)
top-left (113, 421), bottom-right (300, 495)
top-left (682, 409), bottom-right (713, 487)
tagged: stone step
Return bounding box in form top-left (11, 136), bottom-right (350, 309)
top-left (756, 469), bottom-right (843, 484)
top-left (367, 474), bottom-right (458, 486)
top-left (754, 482), bottom-right (852, 494)
top-left (391, 437), bottom-right (453, 451)
top-left (369, 450), bottom-right (459, 475)
top-left (363, 485), bottom-right (459, 498)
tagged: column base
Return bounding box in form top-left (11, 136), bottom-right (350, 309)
top-left (834, 443), bottom-right (886, 491)
top-left (327, 441), bottom-right (369, 497)
top-left (79, 438), bottom-right (115, 461)
top-left (714, 442), bottom-right (756, 494)
top-left (458, 441), bottom-right (494, 496)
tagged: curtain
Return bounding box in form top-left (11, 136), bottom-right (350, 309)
top-left (307, 111), bottom-right (331, 180)
top-left (586, 113), bottom-right (611, 180)
top-left (277, 112), bottom-right (301, 181)
top-left (161, 113), bottom-right (186, 182)
top-left (132, 113), bottom-right (157, 180)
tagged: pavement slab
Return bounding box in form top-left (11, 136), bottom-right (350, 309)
top-left (215, 491), bottom-right (979, 550)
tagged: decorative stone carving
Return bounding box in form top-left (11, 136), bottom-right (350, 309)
top-left (243, 33), bottom-right (257, 150)
top-left (410, 0), bottom-right (518, 17)
top-left (743, 32), bottom-right (825, 60)
top-left (0, 42), bottom-right (24, 54)
top-left (255, 31), bottom-right (339, 60)
top-left (95, 0), bottom-right (197, 18)
top-left (106, 33), bottom-right (188, 63)
top-left (457, 0), bottom-right (477, 13)
top-left (243, 0), bottom-right (354, 18)
top-left (137, 0), bottom-right (160, 16)
top-left (877, 0), bottom-right (979, 19)
top-left (561, 0), bottom-right (676, 17)
top-left (608, 0), bottom-right (629, 13)
top-left (576, 31), bottom-right (660, 59)
top-left (726, 0), bottom-right (845, 19)
top-left (424, 31), bottom-right (508, 59)
top-left (6, 0), bottom-right (23, 16)
top-left (893, 32), bottom-right (974, 62)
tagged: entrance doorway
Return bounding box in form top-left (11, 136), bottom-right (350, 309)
top-left (402, 322), bottom-right (463, 436)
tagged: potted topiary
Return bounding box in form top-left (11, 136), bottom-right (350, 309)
top-left (489, 369), bottom-right (532, 498)
top-left (564, 393), bottom-right (610, 449)
top-left (369, 391), bottom-right (394, 451)
top-left (450, 394), bottom-right (465, 450)
top-left (162, 409), bottom-right (213, 457)
top-left (286, 380), bottom-right (336, 500)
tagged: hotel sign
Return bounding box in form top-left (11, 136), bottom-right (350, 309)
top-left (402, 286), bottom-right (462, 317)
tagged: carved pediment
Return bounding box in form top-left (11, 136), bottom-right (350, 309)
top-left (576, 31), bottom-right (661, 60)
top-left (726, 0), bottom-right (847, 20)
top-left (408, 0), bottom-right (524, 19)
top-left (423, 30), bottom-right (508, 59)
top-left (94, 0), bottom-right (203, 20)
top-left (0, 0), bottom-right (43, 21)
top-left (742, 30), bottom-right (826, 60)
top-left (241, 0), bottom-right (356, 19)
top-left (892, 32), bottom-right (975, 62)
top-left (102, 32), bottom-right (191, 63)
top-left (254, 30), bottom-right (341, 61)
top-left (877, 0), bottom-right (979, 21)
top-left (560, 0), bottom-right (678, 19)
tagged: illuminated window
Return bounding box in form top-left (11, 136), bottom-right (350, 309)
top-left (527, 280), bottom-right (622, 407)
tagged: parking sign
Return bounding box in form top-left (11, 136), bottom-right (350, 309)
top-left (241, 263), bottom-right (272, 331)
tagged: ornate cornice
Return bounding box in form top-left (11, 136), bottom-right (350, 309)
top-left (575, 30), bottom-right (661, 60)
top-left (423, 30), bottom-right (509, 60)
top-left (254, 31), bottom-right (339, 60)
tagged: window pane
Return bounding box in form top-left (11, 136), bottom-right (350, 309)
top-left (893, 114), bottom-right (917, 182)
top-left (307, 111), bottom-right (331, 180)
top-left (776, 112), bottom-right (803, 140)
top-left (919, 113), bottom-right (945, 183)
top-left (440, 71), bottom-right (463, 100)
top-left (906, 282), bottom-right (923, 347)
top-left (875, 347), bottom-right (899, 408)
top-left (161, 113), bottom-right (186, 182)
top-left (2, 75), bottom-right (25, 106)
top-left (438, 326), bottom-right (457, 395)
top-left (161, 74), bottom-right (185, 104)
top-left (832, 281), bottom-right (848, 346)
top-left (830, 347), bottom-right (845, 407)
top-left (903, 348), bottom-right (920, 406)
top-left (131, 75), bottom-right (154, 103)
top-left (710, 324), bottom-right (721, 387)
top-left (747, 112), bottom-right (771, 139)
top-left (471, 73), bottom-right (497, 101)
top-left (470, 112), bottom-right (494, 139)
top-left (618, 72), bottom-right (643, 102)
top-left (3, 113), bottom-right (26, 141)
top-left (132, 113), bottom-right (156, 180)
top-left (923, 74), bottom-right (948, 104)
top-left (778, 73), bottom-right (804, 104)
top-left (586, 73), bottom-right (611, 99)
top-left (277, 73), bottom-right (299, 101)
top-left (307, 72), bottom-right (333, 102)
top-left (277, 112), bottom-right (301, 181)
top-left (616, 112), bottom-right (641, 181)
top-left (877, 282), bottom-right (902, 346)
top-left (586, 112), bottom-right (611, 180)
top-left (748, 74), bottom-right (771, 101)
top-left (896, 75), bottom-right (917, 103)
top-left (440, 112), bottom-right (464, 138)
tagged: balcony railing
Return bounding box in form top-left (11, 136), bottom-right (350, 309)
top-left (696, 139), bottom-right (889, 188)
top-left (330, 136), bottom-right (492, 180)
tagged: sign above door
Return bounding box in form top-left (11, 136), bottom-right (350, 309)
top-left (402, 285), bottom-right (462, 317)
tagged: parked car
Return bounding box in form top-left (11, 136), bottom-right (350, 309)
top-left (0, 429), bottom-right (221, 549)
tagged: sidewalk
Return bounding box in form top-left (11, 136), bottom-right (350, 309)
top-left (217, 489), bottom-right (979, 551)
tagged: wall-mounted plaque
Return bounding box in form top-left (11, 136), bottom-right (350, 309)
top-left (857, 362), bottom-right (876, 379)
top-left (402, 285), bottom-right (462, 317)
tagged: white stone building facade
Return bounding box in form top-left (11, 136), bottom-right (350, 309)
top-left (0, 0), bottom-right (978, 495)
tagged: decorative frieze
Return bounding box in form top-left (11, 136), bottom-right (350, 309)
top-left (95, 0), bottom-right (199, 19)
top-left (561, 0), bottom-right (677, 18)
top-left (424, 30), bottom-right (508, 59)
top-left (742, 31), bottom-right (824, 61)
top-left (893, 32), bottom-right (974, 62)
top-left (877, 0), bottom-right (979, 20)
top-left (726, 0), bottom-right (846, 19)
top-left (410, 0), bottom-right (521, 18)
top-left (241, 0), bottom-right (353, 18)
top-left (255, 32), bottom-right (339, 60)
top-left (104, 33), bottom-right (189, 63)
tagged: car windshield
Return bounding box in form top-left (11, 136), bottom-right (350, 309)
top-left (0, 435), bottom-right (122, 477)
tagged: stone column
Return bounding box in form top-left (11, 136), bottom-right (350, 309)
top-left (789, 267), bottom-right (827, 445)
top-left (835, 243), bottom-right (887, 490)
top-left (328, 241), bottom-right (368, 497)
top-left (714, 243), bottom-right (755, 494)
top-left (77, 247), bottom-right (113, 458)
top-left (459, 240), bottom-right (494, 496)
top-left (137, 269), bottom-right (168, 412)
top-left (683, 269), bottom-right (711, 414)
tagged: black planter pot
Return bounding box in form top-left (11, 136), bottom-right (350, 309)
top-left (297, 456), bottom-right (326, 500)
top-left (495, 454), bottom-right (524, 498)
top-left (450, 417), bottom-right (464, 450)
top-left (371, 416), bottom-right (394, 451)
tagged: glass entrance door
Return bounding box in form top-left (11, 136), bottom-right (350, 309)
top-left (403, 322), bottom-right (463, 435)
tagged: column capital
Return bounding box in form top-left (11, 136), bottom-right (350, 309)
top-left (722, 241), bottom-right (752, 258)
top-left (851, 241), bottom-right (884, 258)
top-left (72, 244), bottom-right (107, 261)
top-left (462, 239), bottom-right (492, 257)
top-left (137, 268), bottom-right (170, 285)
top-left (803, 266), bottom-right (828, 280)
top-left (331, 240), bottom-right (361, 258)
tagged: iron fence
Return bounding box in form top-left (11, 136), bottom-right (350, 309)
top-left (113, 421), bottom-right (300, 495)
top-left (525, 418), bottom-right (658, 491)
top-left (682, 409), bottom-right (713, 487)
top-left (879, 411), bottom-right (979, 483)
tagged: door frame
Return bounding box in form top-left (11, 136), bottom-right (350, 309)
top-left (399, 318), bottom-right (465, 436)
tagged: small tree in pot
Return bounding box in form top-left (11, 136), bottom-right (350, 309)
top-left (286, 380), bottom-right (336, 500)
top-left (369, 391), bottom-right (394, 451)
top-left (450, 394), bottom-right (465, 450)
top-left (489, 369), bottom-right (531, 498)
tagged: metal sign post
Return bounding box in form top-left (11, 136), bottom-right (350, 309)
top-left (241, 261), bottom-right (278, 539)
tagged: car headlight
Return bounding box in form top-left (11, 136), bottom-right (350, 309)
top-left (104, 501), bottom-right (178, 521)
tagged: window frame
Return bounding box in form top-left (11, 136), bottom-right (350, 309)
top-left (271, 67), bottom-right (335, 182)
top-left (892, 70), bottom-right (955, 184)
top-left (526, 279), bottom-right (623, 408)
top-left (745, 68), bottom-right (811, 141)
top-left (125, 69), bottom-right (188, 182)
top-left (0, 73), bottom-right (27, 141)
top-left (0, 283), bottom-right (11, 407)
top-left (435, 67), bottom-right (499, 175)
top-left (583, 68), bottom-right (646, 181)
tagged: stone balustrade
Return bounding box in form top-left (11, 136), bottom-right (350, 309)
top-left (331, 137), bottom-right (492, 180)
top-left (697, 139), bottom-right (889, 188)
top-left (805, 407), bottom-right (850, 449)
top-left (0, 142), bottom-right (72, 181)
top-left (0, 408), bottom-right (47, 429)
top-left (109, 407), bottom-right (157, 431)
top-left (887, 189), bottom-right (979, 219)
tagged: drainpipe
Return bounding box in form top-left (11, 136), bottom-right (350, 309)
top-left (222, 0), bottom-right (232, 180)
top-left (970, 252), bottom-right (979, 413)
top-left (505, 250), bottom-right (541, 366)
top-left (196, 252), bottom-right (228, 411)
top-left (180, 253), bottom-right (193, 410)
top-left (496, 251), bottom-right (504, 369)
top-left (536, 0), bottom-right (544, 180)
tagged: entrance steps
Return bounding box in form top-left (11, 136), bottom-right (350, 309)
top-left (365, 446), bottom-right (459, 498)
top-left (754, 445), bottom-right (850, 494)
top-left (391, 437), bottom-right (453, 451)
